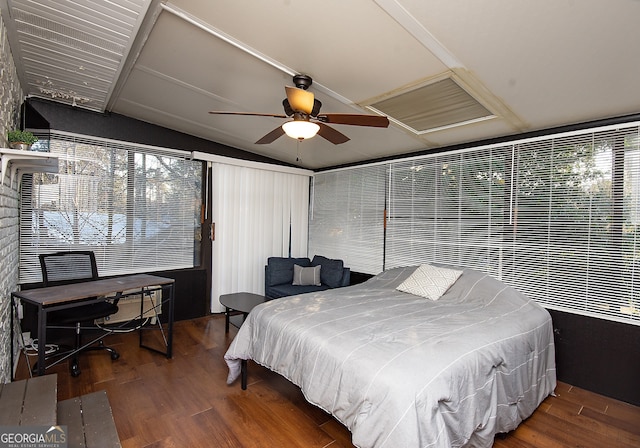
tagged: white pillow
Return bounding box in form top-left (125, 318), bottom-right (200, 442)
top-left (292, 264), bottom-right (321, 286)
top-left (396, 264), bottom-right (463, 301)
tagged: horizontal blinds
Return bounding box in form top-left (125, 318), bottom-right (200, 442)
top-left (307, 121), bottom-right (640, 326)
top-left (19, 132), bottom-right (202, 283)
top-left (309, 165), bottom-right (386, 274)
top-left (504, 127), bottom-right (640, 324)
top-left (386, 146), bottom-right (509, 279)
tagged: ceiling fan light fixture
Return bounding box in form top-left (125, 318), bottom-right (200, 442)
top-left (210, 76), bottom-right (383, 145)
top-left (282, 120), bottom-right (320, 140)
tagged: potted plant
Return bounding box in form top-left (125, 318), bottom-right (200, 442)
top-left (8, 129), bottom-right (38, 150)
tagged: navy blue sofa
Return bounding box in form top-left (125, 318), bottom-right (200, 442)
top-left (265, 255), bottom-right (351, 300)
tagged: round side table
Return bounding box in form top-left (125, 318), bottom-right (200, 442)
top-left (219, 292), bottom-right (266, 333)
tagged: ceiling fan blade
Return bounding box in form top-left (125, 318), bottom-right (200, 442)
top-left (255, 126), bottom-right (286, 144)
top-left (317, 122), bottom-right (350, 145)
top-left (209, 111), bottom-right (287, 119)
top-left (285, 86), bottom-right (314, 114)
top-left (318, 113), bottom-right (389, 128)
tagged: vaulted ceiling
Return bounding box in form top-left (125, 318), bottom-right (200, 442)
top-left (2, 0), bottom-right (639, 169)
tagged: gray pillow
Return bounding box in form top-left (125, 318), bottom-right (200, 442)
top-left (292, 264), bottom-right (321, 286)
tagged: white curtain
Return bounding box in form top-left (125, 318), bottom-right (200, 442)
top-left (210, 163), bottom-right (310, 312)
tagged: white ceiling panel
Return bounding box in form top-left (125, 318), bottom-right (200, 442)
top-left (401, 0), bottom-right (640, 128)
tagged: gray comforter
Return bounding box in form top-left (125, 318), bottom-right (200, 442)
top-left (224, 266), bottom-right (556, 447)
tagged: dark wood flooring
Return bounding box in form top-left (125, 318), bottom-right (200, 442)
top-left (14, 315), bottom-right (640, 447)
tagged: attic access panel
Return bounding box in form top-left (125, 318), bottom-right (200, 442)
top-left (370, 78), bottom-right (493, 134)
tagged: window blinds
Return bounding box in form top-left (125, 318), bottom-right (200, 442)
top-left (309, 122), bottom-right (640, 326)
top-left (504, 128), bottom-right (640, 323)
top-left (386, 146), bottom-right (509, 279)
top-left (309, 165), bottom-right (386, 274)
top-left (19, 132), bottom-right (202, 283)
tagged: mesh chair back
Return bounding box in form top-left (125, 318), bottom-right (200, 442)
top-left (39, 251), bottom-right (99, 287)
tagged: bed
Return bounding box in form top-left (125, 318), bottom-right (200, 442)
top-left (224, 265), bottom-right (557, 448)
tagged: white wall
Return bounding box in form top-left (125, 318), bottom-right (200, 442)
top-left (0, 13), bottom-right (26, 382)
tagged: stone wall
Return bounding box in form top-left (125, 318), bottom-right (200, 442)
top-left (0, 12), bottom-right (26, 381)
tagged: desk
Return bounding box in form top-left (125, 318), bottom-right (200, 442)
top-left (11, 274), bottom-right (175, 377)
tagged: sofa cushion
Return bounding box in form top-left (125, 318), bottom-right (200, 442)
top-left (311, 255), bottom-right (344, 288)
top-left (268, 283), bottom-right (330, 299)
top-left (266, 257), bottom-right (311, 286)
top-left (292, 264), bottom-right (321, 286)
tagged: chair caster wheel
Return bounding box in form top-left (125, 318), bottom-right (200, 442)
top-left (70, 363), bottom-right (81, 377)
top-left (111, 352), bottom-right (120, 360)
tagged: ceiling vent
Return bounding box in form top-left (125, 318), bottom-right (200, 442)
top-left (368, 77), bottom-right (494, 134)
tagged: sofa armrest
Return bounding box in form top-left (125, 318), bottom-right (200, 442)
top-left (340, 267), bottom-right (351, 287)
top-left (264, 265), bottom-right (270, 298)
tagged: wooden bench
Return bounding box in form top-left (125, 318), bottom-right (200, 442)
top-left (58, 390), bottom-right (121, 448)
top-left (0, 374), bottom-right (56, 425)
top-left (0, 374), bottom-right (121, 448)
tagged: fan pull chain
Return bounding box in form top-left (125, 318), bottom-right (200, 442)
top-left (296, 138), bottom-right (301, 162)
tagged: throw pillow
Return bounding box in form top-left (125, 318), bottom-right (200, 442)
top-left (311, 255), bottom-right (344, 288)
top-left (396, 264), bottom-right (463, 301)
top-left (292, 264), bottom-right (322, 286)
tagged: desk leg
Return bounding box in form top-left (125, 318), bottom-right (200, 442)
top-left (167, 283), bottom-right (174, 359)
top-left (36, 305), bottom-right (46, 376)
top-left (224, 307), bottom-right (230, 334)
top-left (139, 283), bottom-right (174, 359)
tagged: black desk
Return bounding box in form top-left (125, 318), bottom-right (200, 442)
top-left (219, 292), bottom-right (266, 333)
top-left (11, 274), bottom-right (175, 377)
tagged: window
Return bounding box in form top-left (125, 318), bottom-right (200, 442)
top-left (19, 132), bottom-right (202, 283)
top-left (309, 122), bottom-right (640, 326)
top-left (309, 165), bottom-right (386, 274)
top-left (386, 146), bottom-right (509, 278)
top-left (504, 128), bottom-right (640, 324)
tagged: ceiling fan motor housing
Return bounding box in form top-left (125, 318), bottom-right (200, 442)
top-left (293, 74), bottom-right (313, 90)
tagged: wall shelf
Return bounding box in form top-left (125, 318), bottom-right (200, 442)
top-left (0, 148), bottom-right (58, 188)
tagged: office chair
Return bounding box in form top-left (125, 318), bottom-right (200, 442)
top-left (39, 251), bottom-right (120, 377)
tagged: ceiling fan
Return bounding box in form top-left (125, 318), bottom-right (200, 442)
top-left (208, 74), bottom-right (389, 145)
